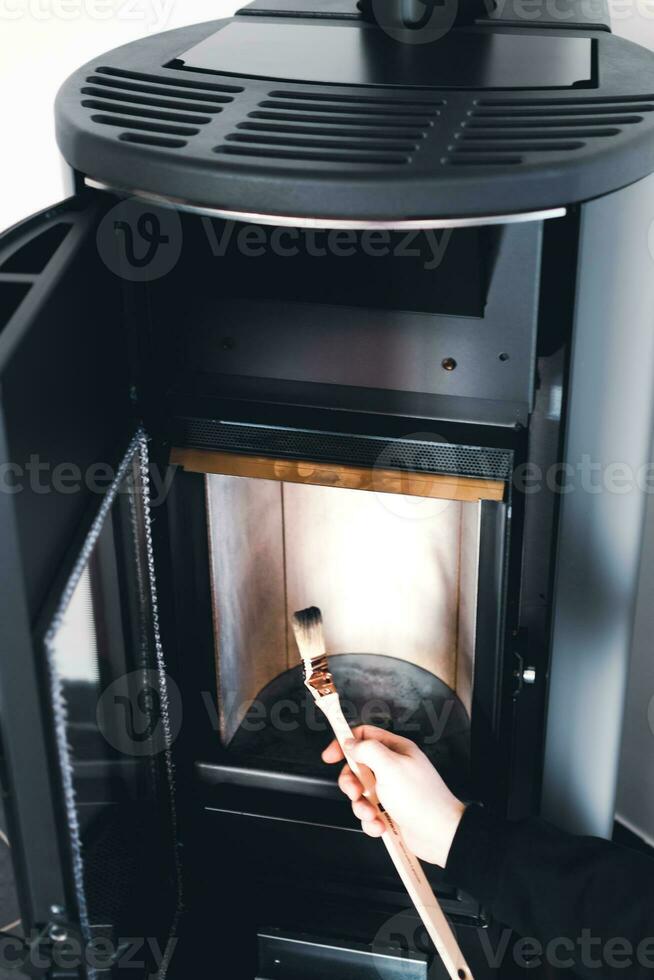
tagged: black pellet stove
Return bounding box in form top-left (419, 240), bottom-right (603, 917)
top-left (2, 2), bottom-right (654, 977)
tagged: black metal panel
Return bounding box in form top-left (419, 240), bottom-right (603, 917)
top-left (0, 196), bottom-right (131, 621)
top-left (257, 930), bottom-right (428, 980)
top-left (153, 213), bottom-right (543, 430)
top-left (0, 196), bottom-right (134, 941)
top-left (180, 24), bottom-right (593, 89)
top-left (172, 373), bottom-right (530, 429)
top-left (543, 173), bottom-right (654, 838)
top-left (187, 230), bottom-right (541, 416)
top-left (506, 213), bottom-right (579, 820)
top-left (470, 500), bottom-right (511, 811)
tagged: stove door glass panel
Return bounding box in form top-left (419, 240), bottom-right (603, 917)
top-left (43, 445), bottom-right (180, 966)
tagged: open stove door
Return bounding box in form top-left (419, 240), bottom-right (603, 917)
top-left (0, 195), bottom-right (181, 978)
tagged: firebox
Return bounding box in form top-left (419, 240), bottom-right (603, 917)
top-left (2, 2), bottom-right (654, 978)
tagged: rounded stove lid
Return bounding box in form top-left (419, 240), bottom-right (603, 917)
top-left (54, 11), bottom-right (654, 223)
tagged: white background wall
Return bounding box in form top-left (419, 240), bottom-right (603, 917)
top-left (1, 2), bottom-right (654, 838)
top-left (0, 0), bottom-right (240, 232)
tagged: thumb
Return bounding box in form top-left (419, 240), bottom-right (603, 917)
top-left (346, 737), bottom-right (398, 775)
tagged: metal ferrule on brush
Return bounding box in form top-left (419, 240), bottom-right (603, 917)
top-left (304, 654), bottom-right (337, 699)
top-left (292, 606), bottom-right (338, 700)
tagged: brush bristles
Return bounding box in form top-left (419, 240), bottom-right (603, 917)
top-left (292, 606), bottom-right (326, 665)
top-left (292, 607), bottom-right (336, 696)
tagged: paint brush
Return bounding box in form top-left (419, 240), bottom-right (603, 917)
top-left (292, 606), bottom-right (473, 980)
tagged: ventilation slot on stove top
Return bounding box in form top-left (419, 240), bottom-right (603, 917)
top-left (81, 65), bottom-right (242, 149)
top-left (445, 94), bottom-right (652, 166)
top-left (214, 88), bottom-right (443, 168)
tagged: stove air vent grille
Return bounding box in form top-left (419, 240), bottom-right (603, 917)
top-left (445, 94), bottom-right (654, 166)
top-left (81, 66), bottom-right (243, 149)
top-left (174, 418), bottom-right (514, 484)
top-left (215, 89), bottom-right (445, 167)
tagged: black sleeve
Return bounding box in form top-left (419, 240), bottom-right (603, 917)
top-left (444, 805), bottom-right (654, 978)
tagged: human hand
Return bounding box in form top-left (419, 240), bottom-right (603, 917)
top-left (322, 725), bottom-right (466, 869)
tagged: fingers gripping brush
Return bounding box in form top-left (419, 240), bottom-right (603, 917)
top-left (292, 607), bottom-right (473, 980)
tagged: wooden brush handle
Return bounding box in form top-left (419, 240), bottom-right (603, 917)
top-left (318, 692), bottom-right (474, 980)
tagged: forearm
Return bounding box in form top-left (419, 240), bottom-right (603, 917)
top-left (444, 806), bottom-right (654, 979)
